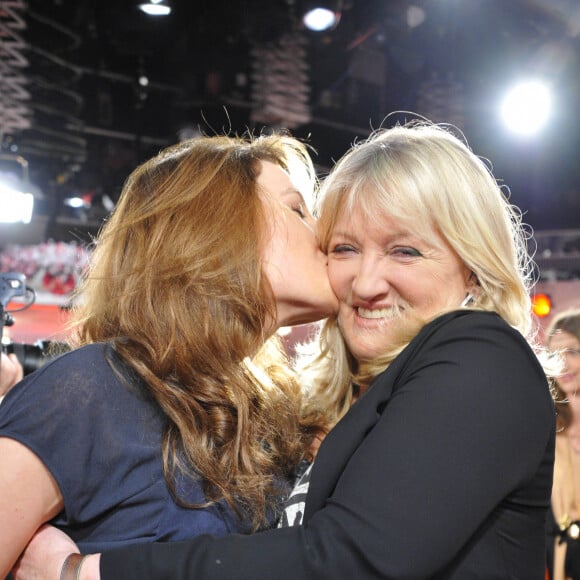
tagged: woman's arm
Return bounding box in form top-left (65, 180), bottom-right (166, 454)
top-left (11, 525), bottom-right (102, 580)
top-left (0, 437), bottom-right (63, 577)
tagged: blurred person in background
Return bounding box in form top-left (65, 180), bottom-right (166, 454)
top-left (547, 309), bottom-right (580, 580)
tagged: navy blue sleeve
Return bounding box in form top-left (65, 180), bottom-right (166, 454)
top-left (0, 344), bottom-right (163, 526)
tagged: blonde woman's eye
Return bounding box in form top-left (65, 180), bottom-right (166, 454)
top-left (331, 244), bottom-right (356, 254)
top-left (392, 246), bottom-right (422, 257)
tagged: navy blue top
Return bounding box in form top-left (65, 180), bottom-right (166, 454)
top-left (0, 343), bottom-right (248, 552)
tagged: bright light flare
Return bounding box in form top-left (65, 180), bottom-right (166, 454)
top-left (500, 81), bottom-right (552, 136)
top-left (64, 196), bottom-right (87, 209)
top-left (303, 8), bottom-right (339, 31)
top-left (139, 1), bottom-right (171, 16)
top-left (0, 183), bottom-right (34, 224)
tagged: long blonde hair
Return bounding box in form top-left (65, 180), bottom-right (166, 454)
top-left (300, 122), bottom-right (542, 431)
top-left (69, 133), bottom-right (316, 529)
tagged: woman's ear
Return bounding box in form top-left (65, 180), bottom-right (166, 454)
top-left (467, 271), bottom-right (481, 292)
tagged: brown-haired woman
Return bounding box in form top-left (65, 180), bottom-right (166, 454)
top-left (0, 133), bottom-right (337, 577)
top-left (547, 309), bottom-right (580, 580)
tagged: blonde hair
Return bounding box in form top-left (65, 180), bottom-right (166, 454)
top-left (68, 133), bottom-right (315, 529)
top-left (300, 121), bottom-right (543, 431)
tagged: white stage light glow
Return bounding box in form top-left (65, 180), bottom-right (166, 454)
top-left (0, 183), bottom-right (34, 224)
top-left (303, 8), bottom-right (338, 31)
top-left (500, 81), bottom-right (552, 136)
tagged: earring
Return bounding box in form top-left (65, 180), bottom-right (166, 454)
top-left (460, 293), bottom-right (474, 307)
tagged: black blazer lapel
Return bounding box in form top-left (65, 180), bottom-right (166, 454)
top-left (303, 310), bottom-right (471, 522)
top-left (303, 350), bottom-right (405, 521)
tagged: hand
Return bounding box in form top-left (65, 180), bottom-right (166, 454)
top-left (12, 524), bottom-right (79, 580)
top-left (0, 352), bottom-right (23, 396)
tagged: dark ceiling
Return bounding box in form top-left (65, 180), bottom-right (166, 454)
top-left (3, 0), bottom-right (580, 242)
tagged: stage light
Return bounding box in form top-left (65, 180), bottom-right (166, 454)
top-left (302, 1), bottom-right (341, 32)
top-left (500, 80), bottom-right (552, 136)
top-left (0, 183), bottom-right (33, 224)
top-left (63, 196), bottom-right (87, 209)
top-left (531, 293), bottom-right (552, 318)
top-left (0, 154), bottom-right (35, 224)
top-left (138, 0), bottom-right (171, 16)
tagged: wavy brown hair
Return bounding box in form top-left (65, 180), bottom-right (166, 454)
top-left (68, 133), bottom-right (315, 529)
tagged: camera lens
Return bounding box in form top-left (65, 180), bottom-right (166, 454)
top-left (2, 340), bottom-right (69, 376)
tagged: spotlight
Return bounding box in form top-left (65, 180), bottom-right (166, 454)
top-left (0, 183), bottom-right (33, 224)
top-left (500, 80), bottom-right (552, 136)
top-left (302, 1), bottom-right (341, 32)
top-left (138, 0), bottom-right (171, 16)
top-left (0, 155), bottom-right (35, 224)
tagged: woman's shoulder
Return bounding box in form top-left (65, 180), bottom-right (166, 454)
top-left (0, 341), bottom-right (164, 494)
top-left (0, 342), bottom-right (147, 417)
top-left (401, 310), bottom-right (547, 390)
top-left (424, 309), bottom-right (508, 333)
top-left (38, 341), bottom-right (109, 370)
top-left (417, 310), bottom-right (530, 353)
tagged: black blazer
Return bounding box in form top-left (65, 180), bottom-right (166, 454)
top-left (101, 311), bottom-right (555, 579)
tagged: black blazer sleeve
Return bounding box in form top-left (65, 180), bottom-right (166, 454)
top-left (100, 312), bottom-right (555, 579)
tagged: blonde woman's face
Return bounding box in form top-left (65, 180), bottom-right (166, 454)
top-left (550, 330), bottom-right (580, 395)
top-left (258, 161), bottom-right (338, 330)
top-left (327, 203), bottom-right (472, 362)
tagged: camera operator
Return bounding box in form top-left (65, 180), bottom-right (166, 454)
top-left (0, 352), bottom-right (23, 399)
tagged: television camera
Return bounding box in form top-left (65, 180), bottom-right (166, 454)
top-left (1, 271), bottom-right (64, 376)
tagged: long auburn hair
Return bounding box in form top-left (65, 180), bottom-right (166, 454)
top-left (68, 133), bottom-right (315, 529)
